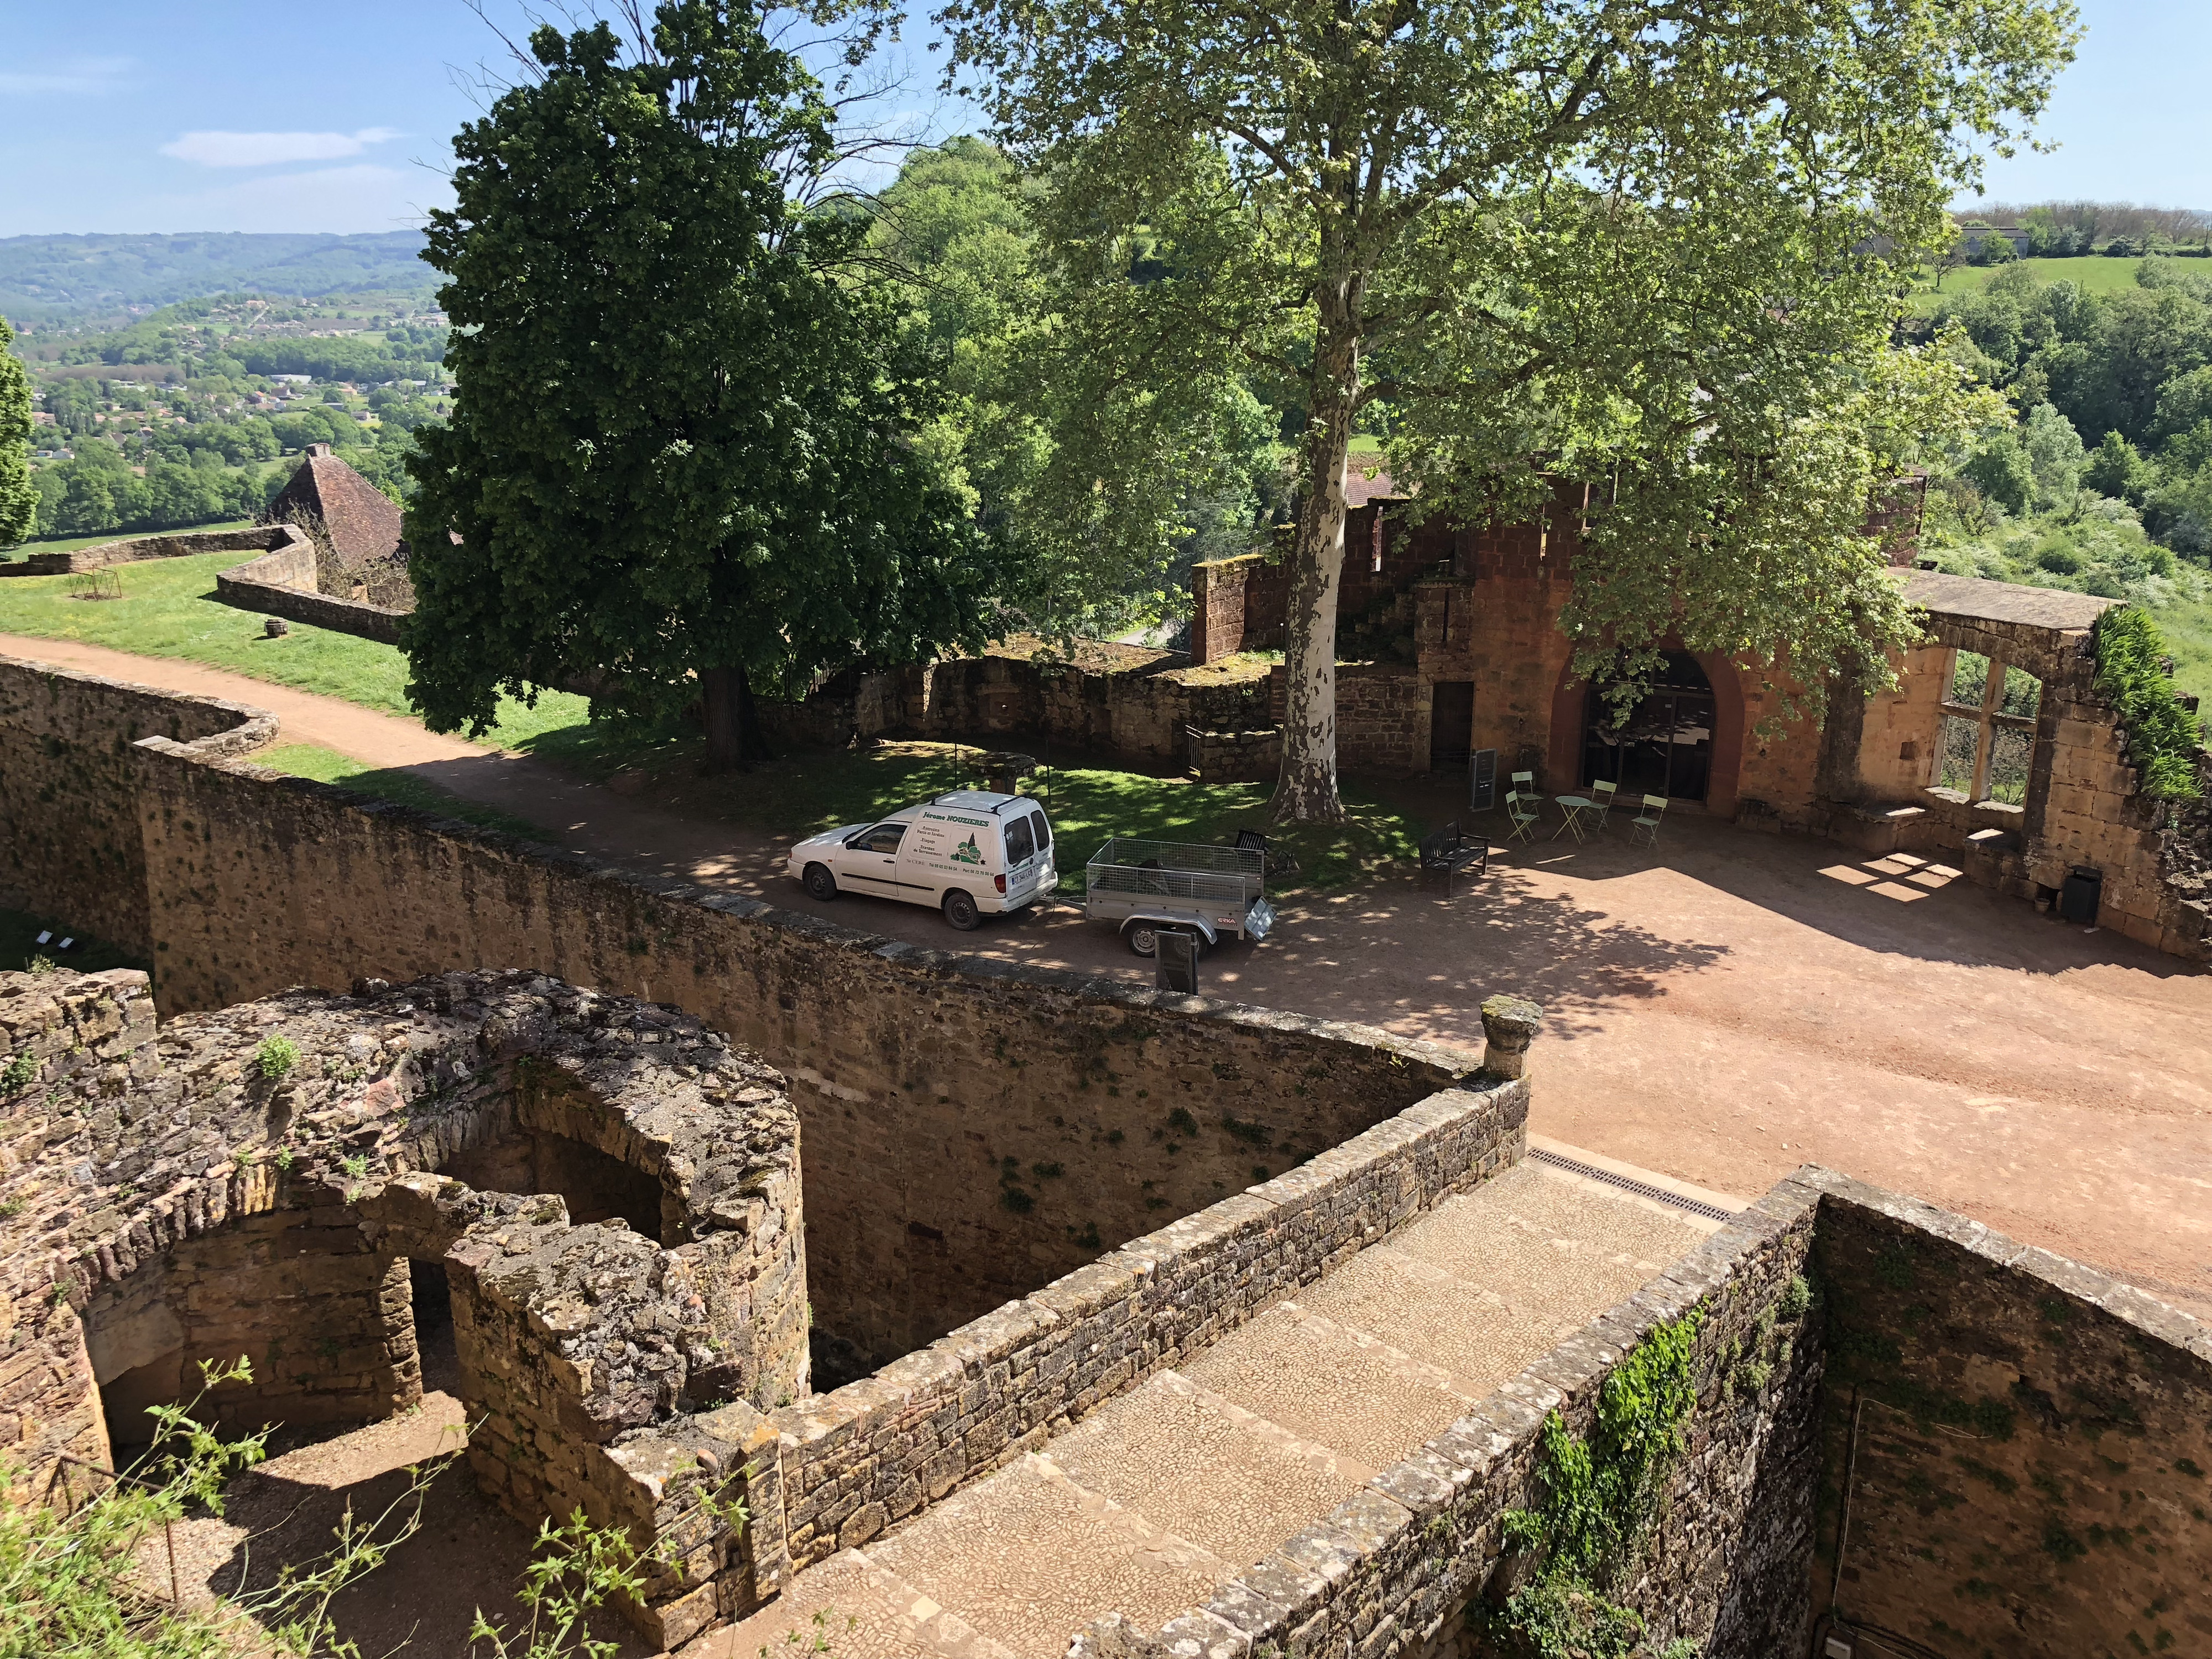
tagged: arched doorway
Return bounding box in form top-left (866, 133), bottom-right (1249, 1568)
top-left (1583, 651), bottom-right (1717, 802)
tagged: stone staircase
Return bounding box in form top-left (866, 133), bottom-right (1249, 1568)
top-left (684, 1159), bottom-right (1720, 1659)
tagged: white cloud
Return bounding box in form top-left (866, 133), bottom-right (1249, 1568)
top-left (140, 164), bottom-right (451, 236)
top-left (160, 127), bottom-right (403, 168)
top-left (0, 56), bottom-right (133, 94)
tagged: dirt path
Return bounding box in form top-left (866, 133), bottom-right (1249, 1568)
top-left (8, 633), bottom-right (2210, 1318)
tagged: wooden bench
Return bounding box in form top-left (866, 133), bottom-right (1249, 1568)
top-left (1420, 820), bottom-right (1488, 894)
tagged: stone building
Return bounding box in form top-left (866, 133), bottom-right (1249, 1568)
top-left (263, 444), bottom-right (414, 609)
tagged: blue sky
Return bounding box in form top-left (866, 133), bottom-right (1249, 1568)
top-left (0, 0), bottom-right (2204, 236)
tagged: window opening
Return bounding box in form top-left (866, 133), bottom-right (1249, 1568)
top-left (410, 1260), bottom-right (460, 1397)
top-left (1004, 816), bottom-right (1034, 864)
top-left (1937, 651), bottom-right (2041, 804)
top-left (1029, 810), bottom-right (1051, 852)
top-left (1582, 651), bottom-right (1715, 801)
top-left (862, 823), bottom-right (906, 854)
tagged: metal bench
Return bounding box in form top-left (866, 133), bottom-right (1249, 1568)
top-left (1420, 820), bottom-right (1488, 894)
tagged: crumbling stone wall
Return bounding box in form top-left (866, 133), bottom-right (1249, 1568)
top-left (125, 736), bottom-right (1476, 1373)
top-left (1811, 1178), bottom-right (2212, 1659)
top-left (3, 525), bottom-right (295, 577)
top-left (1, 968), bottom-right (805, 1516)
top-left (1075, 1169), bottom-right (1832, 1659)
top-left (0, 652), bottom-right (274, 955)
top-left (215, 532), bottom-right (408, 646)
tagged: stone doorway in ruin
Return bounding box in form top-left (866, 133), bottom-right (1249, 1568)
top-left (1582, 650), bottom-right (1716, 802)
top-left (1430, 680), bottom-right (1474, 770)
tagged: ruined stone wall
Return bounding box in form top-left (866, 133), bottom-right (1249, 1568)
top-left (127, 740), bottom-right (1474, 1373)
top-left (0, 654), bottom-right (274, 955)
top-left (1267, 661), bottom-right (1430, 775)
top-left (1186, 723), bottom-right (1281, 784)
top-left (1075, 1170), bottom-right (1832, 1659)
top-left (1850, 644), bottom-right (1948, 799)
top-left (601, 1076), bottom-right (1528, 1644)
top-left (6, 525), bottom-right (293, 577)
top-left (1811, 1178), bottom-right (2212, 1659)
top-left (215, 531), bottom-right (408, 646)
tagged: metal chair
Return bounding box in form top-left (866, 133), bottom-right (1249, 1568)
top-left (1629, 794), bottom-right (1668, 848)
top-left (1590, 779), bottom-right (1618, 831)
top-left (1505, 790), bottom-right (1542, 843)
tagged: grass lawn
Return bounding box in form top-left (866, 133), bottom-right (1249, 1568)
top-left (2146, 589), bottom-right (2212, 714)
top-left (1908, 255), bottom-right (2148, 310)
top-left (638, 739), bottom-right (1425, 894)
top-left (0, 551), bottom-right (593, 750)
top-left (1, 907), bottom-right (147, 975)
top-left (1, 520), bottom-right (258, 561)
top-left (254, 743), bottom-right (552, 841)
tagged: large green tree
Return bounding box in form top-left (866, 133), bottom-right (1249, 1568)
top-left (945, 0), bottom-right (2077, 821)
top-left (0, 317), bottom-right (36, 547)
top-left (405, 1), bottom-right (1002, 768)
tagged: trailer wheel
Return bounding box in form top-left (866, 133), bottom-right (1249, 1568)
top-left (1126, 921), bottom-right (1160, 957)
top-left (942, 889), bottom-right (981, 931)
top-left (802, 863), bottom-right (838, 902)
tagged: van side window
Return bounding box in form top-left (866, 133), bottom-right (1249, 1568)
top-left (1029, 811), bottom-right (1051, 852)
top-left (863, 824), bottom-right (906, 854)
top-left (1004, 816), bottom-right (1035, 864)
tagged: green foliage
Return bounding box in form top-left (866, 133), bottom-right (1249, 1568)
top-left (0, 316), bottom-right (36, 546)
top-left (1, 1053), bottom-right (34, 1095)
top-left (468, 1509), bottom-right (654, 1659)
top-left (945, 0), bottom-right (2074, 818)
top-left (2090, 607), bottom-right (2205, 801)
top-left (0, 1356), bottom-right (452, 1658)
top-left (1477, 1311), bottom-right (1707, 1658)
top-left (405, 2), bottom-right (1003, 770)
top-left (255, 1034), bottom-right (300, 1080)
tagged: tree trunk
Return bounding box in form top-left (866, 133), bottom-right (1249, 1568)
top-left (1271, 300), bottom-right (1362, 826)
top-left (701, 665), bottom-right (770, 772)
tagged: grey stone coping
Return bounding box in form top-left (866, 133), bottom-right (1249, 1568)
top-left (1900, 568), bottom-right (2118, 632)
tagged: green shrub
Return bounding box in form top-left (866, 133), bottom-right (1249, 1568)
top-left (0, 1053), bottom-right (34, 1096)
top-left (2092, 607), bottom-right (2205, 801)
top-left (254, 1034), bottom-right (300, 1080)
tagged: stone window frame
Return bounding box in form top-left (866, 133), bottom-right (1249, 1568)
top-left (1939, 649), bottom-right (2039, 804)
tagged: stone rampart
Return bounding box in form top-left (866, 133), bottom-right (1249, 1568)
top-left (215, 530), bottom-right (408, 645)
top-left (1074, 1170), bottom-right (1830, 1659)
top-left (1186, 724), bottom-right (1282, 784)
top-left (1811, 1175), bottom-right (2212, 1659)
top-left (2, 525), bottom-right (295, 577)
top-left (599, 1073), bottom-right (1527, 1643)
top-left (0, 653), bottom-right (275, 954)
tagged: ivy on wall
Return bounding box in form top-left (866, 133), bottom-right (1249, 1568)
top-left (1472, 1308), bottom-right (1709, 1659)
top-left (2091, 607), bottom-right (2204, 802)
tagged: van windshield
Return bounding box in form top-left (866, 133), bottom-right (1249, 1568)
top-left (1004, 816), bottom-right (1035, 864)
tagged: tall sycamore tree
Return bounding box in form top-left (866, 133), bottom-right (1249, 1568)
top-left (406, 1), bottom-right (1003, 768)
top-left (943, 0), bottom-right (2077, 821)
top-left (0, 317), bottom-right (36, 546)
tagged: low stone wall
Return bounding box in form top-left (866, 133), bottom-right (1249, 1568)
top-left (0, 653), bottom-right (275, 957)
top-left (2, 525), bottom-right (295, 576)
top-left (215, 530), bottom-right (408, 645)
top-left (1811, 1177), bottom-right (2212, 1659)
top-left (603, 1073), bottom-right (1527, 1642)
top-left (1267, 660), bottom-right (1429, 775)
top-left (1076, 1170), bottom-right (1830, 1659)
top-left (1186, 724), bottom-right (1281, 784)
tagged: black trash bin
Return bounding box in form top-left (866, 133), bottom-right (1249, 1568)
top-left (2059, 865), bottom-right (2102, 924)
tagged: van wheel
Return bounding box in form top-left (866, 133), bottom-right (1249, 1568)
top-left (942, 890), bottom-right (981, 931)
top-left (802, 863), bottom-right (838, 902)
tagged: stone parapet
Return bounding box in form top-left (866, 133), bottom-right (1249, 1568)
top-left (215, 530), bottom-right (408, 645)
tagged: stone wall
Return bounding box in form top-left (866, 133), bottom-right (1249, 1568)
top-left (1266, 661), bottom-right (1429, 775)
top-left (214, 531), bottom-right (409, 646)
top-left (0, 653), bottom-right (275, 956)
top-left (604, 1073), bottom-right (1528, 1642)
top-left (1187, 724), bottom-right (1282, 784)
top-left (1074, 1168), bottom-right (1831, 1659)
top-left (2, 525), bottom-right (295, 577)
top-left (1811, 1176), bottom-right (2212, 1659)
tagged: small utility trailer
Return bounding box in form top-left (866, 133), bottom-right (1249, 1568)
top-left (1084, 836), bottom-right (1276, 956)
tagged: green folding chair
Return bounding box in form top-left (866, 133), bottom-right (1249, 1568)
top-left (1630, 794), bottom-right (1668, 848)
top-left (1590, 779), bottom-right (1618, 832)
top-left (1505, 790), bottom-right (1543, 843)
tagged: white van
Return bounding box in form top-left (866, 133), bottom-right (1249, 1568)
top-left (787, 791), bottom-right (1058, 931)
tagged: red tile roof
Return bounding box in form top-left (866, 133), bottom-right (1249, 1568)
top-left (267, 447), bottom-right (403, 567)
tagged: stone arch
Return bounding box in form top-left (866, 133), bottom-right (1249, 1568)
top-left (1545, 645), bottom-right (1748, 815)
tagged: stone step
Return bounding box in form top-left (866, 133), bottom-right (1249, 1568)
top-left (1176, 1301), bottom-right (1482, 1472)
top-left (1040, 1368), bottom-right (1371, 1576)
top-left (685, 1546), bottom-right (1018, 1659)
top-left (859, 1454), bottom-right (1227, 1659)
top-left (1293, 1166), bottom-right (1715, 1393)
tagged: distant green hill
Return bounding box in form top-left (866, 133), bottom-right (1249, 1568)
top-left (0, 232), bottom-right (436, 322)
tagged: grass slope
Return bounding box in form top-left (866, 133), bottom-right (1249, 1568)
top-left (254, 744), bottom-right (551, 841)
top-left (0, 551), bottom-right (590, 749)
top-left (1909, 255), bottom-right (2148, 311)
